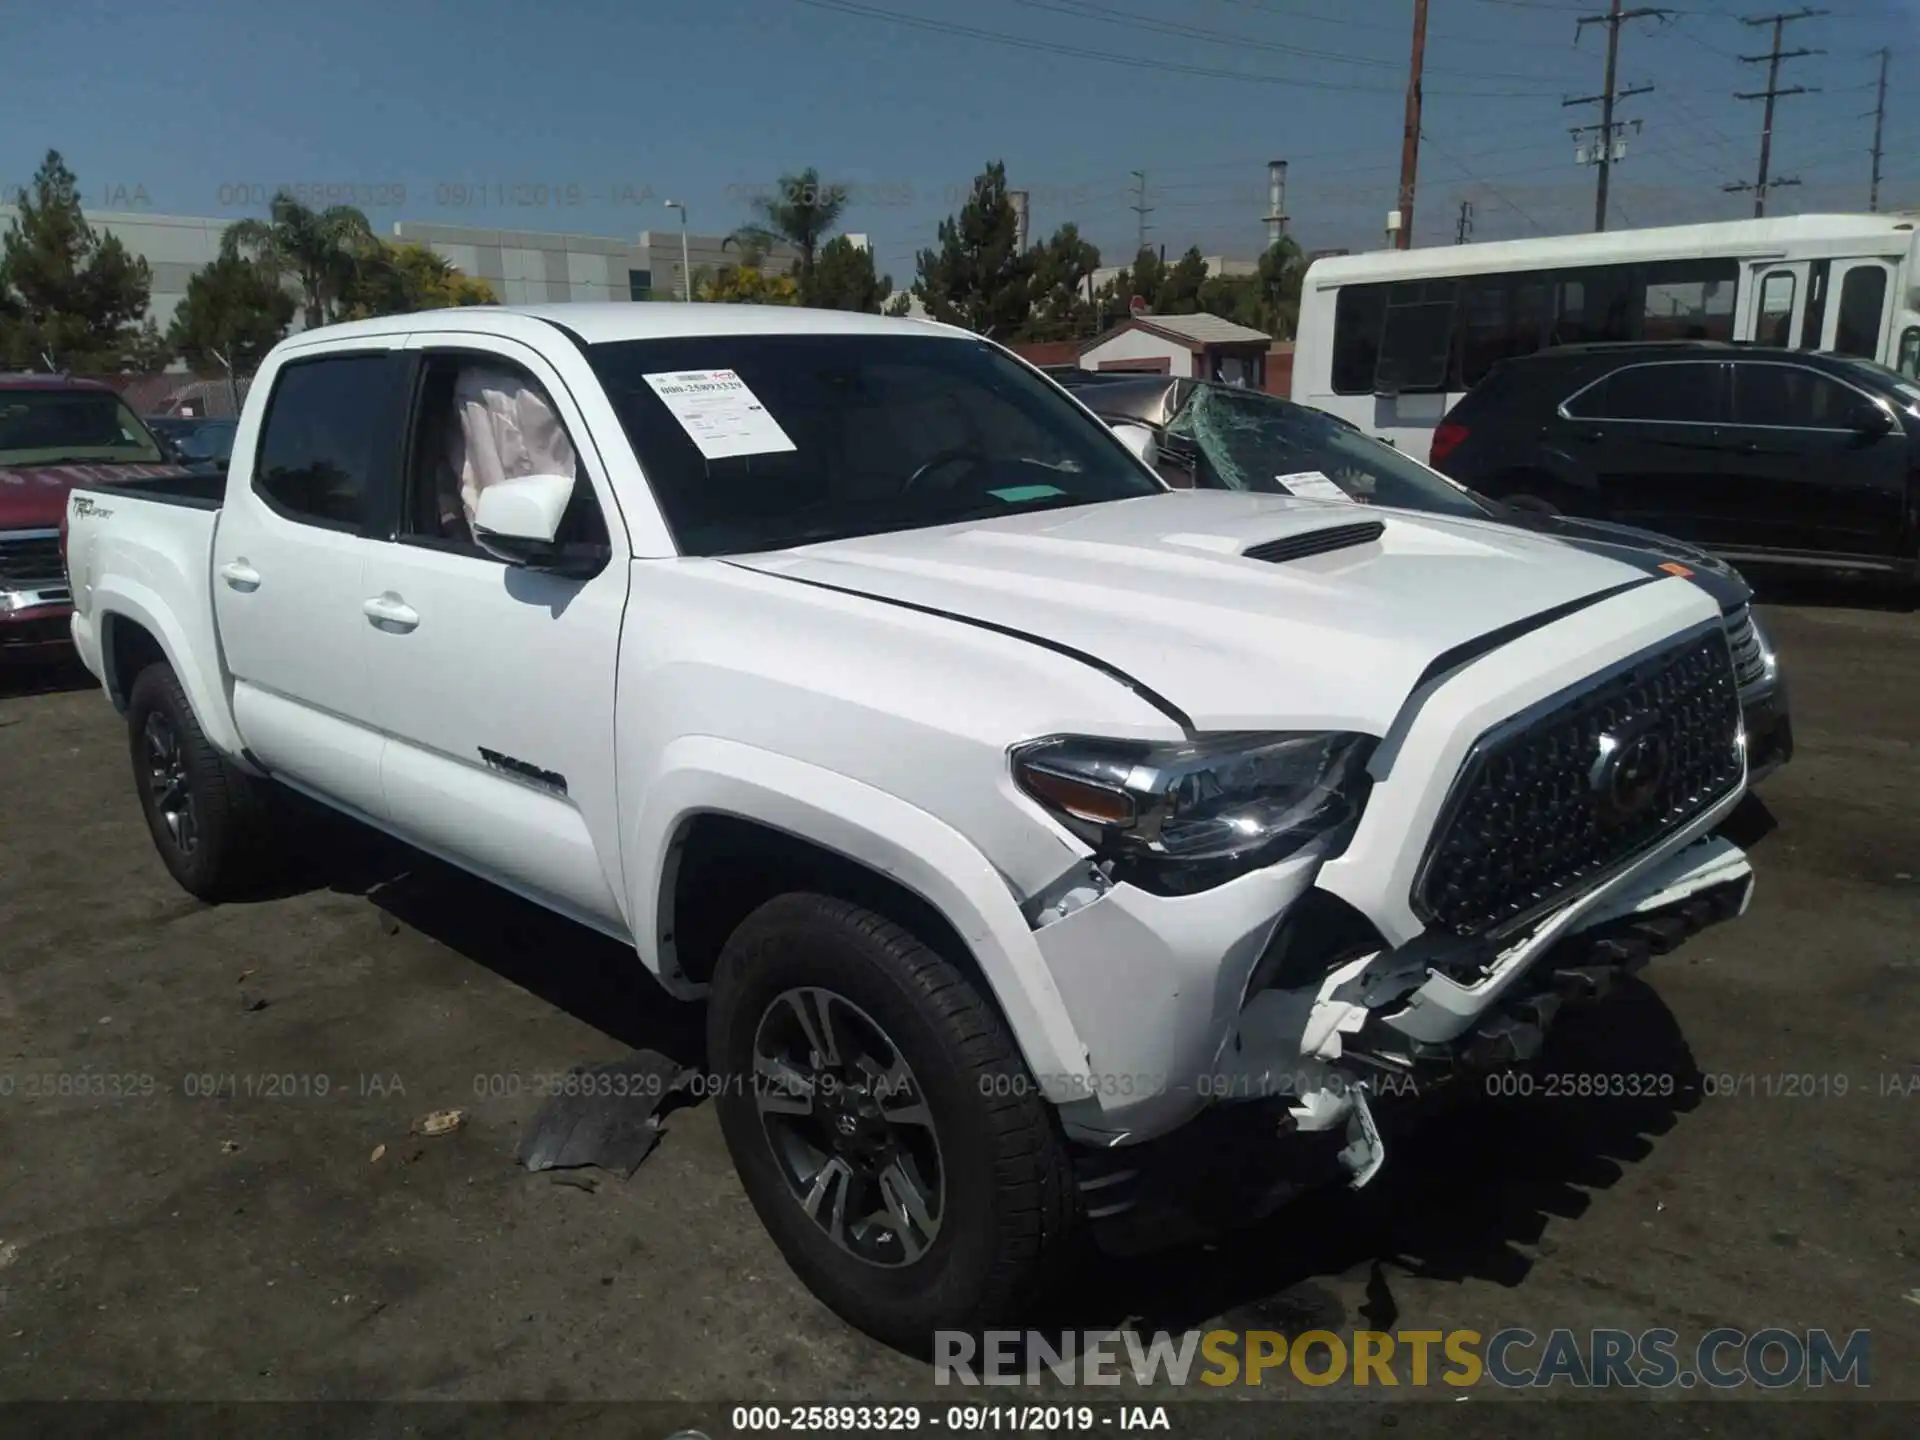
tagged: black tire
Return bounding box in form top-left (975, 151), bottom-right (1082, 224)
top-left (708, 893), bottom-right (1083, 1351)
top-left (126, 662), bottom-right (279, 902)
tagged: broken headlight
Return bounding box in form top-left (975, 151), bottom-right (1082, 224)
top-left (1011, 731), bottom-right (1376, 894)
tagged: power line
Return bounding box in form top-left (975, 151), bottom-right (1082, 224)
top-left (1725, 8), bottom-right (1827, 216)
top-left (785, 0), bottom-right (1571, 97)
top-left (1564, 1), bottom-right (1672, 230)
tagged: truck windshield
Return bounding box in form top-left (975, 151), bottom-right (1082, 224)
top-left (0, 389), bottom-right (166, 466)
top-left (1166, 384), bottom-right (1490, 518)
top-left (585, 333), bottom-right (1165, 555)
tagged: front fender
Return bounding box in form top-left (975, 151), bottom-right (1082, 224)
top-left (628, 735), bottom-right (1095, 1100)
top-left (91, 578), bottom-right (247, 763)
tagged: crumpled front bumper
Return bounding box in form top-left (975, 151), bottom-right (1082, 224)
top-left (1066, 831), bottom-right (1752, 1253)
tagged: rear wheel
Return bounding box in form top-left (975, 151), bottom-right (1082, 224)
top-left (708, 893), bottom-right (1083, 1351)
top-left (127, 663), bottom-right (279, 901)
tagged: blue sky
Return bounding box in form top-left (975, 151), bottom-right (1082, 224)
top-left (7, 0), bottom-right (1919, 282)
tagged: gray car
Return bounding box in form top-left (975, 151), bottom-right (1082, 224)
top-left (1061, 373), bottom-right (1791, 781)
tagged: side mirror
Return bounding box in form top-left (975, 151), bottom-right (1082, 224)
top-left (473, 472), bottom-right (578, 567)
top-left (1847, 401), bottom-right (1894, 437)
top-left (1111, 422), bottom-right (1159, 470)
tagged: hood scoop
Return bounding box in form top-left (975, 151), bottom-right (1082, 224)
top-left (1243, 519), bottom-right (1385, 565)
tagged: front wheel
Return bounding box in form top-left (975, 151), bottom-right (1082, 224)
top-left (127, 663), bottom-right (278, 901)
top-left (708, 893), bottom-right (1083, 1350)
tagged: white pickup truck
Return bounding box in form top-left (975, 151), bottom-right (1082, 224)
top-left (63, 305), bottom-right (1756, 1348)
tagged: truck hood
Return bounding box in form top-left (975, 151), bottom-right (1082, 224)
top-left (0, 462), bottom-right (192, 530)
top-left (730, 492), bottom-right (1664, 734)
top-left (1492, 505), bottom-right (1753, 613)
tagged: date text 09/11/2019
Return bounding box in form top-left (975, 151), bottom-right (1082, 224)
top-left (726, 1405), bottom-right (1168, 1431)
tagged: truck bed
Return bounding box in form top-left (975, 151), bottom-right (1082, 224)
top-left (85, 470), bottom-right (226, 509)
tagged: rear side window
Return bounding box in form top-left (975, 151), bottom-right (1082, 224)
top-left (1731, 364), bottom-right (1860, 429)
top-left (1565, 362), bottom-right (1724, 423)
top-left (253, 354), bottom-right (403, 530)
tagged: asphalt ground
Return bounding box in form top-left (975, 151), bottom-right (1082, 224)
top-left (0, 587), bottom-right (1914, 1438)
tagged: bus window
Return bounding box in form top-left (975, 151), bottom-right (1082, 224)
top-left (1554, 264), bottom-right (1635, 344)
top-left (1332, 284), bottom-right (1388, 394)
top-left (1642, 259), bottom-right (1738, 341)
top-left (1756, 270), bottom-right (1797, 347)
top-left (1834, 264), bottom-right (1889, 358)
top-left (1375, 279), bottom-right (1457, 393)
top-left (1453, 276), bottom-right (1510, 387)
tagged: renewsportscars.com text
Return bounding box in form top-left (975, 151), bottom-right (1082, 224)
top-left (935, 1327), bottom-right (1872, 1390)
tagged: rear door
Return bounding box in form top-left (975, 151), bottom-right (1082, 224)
top-left (1557, 359), bottom-right (1731, 539)
top-left (211, 339), bottom-right (411, 821)
top-left (1820, 259), bottom-right (1897, 361)
top-left (357, 335), bottom-right (633, 931)
top-left (1742, 263), bottom-right (1808, 348)
top-left (1716, 360), bottom-right (1909, 562)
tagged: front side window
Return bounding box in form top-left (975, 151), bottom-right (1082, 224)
top-left (1566, 362), bottom-right (1725, 423)
top-left (1899, 326), bottom-right (1920, 380)
top-left (1731, 364), bottom-right (1861, 429)
top-left (1834, 265), bottom-right (1890, 359)
top-left (0, 389), bottom-right (165, 467)
top-left (1164, 385), bottom-right (1488, 518)
top-left (586, 334), bottom-right (1164, 556)
top-left (253, 354), bottom-right (402, 530)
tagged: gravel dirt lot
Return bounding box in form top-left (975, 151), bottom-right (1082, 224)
top-left (0, 592), bottom-right (1915, 1436)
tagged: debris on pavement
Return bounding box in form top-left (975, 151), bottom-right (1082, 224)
top-left (220, 1140), bottom-right (240, 1154)
top-left (516, 1050), bottom-right (694, 1179)
top-left (0, 1241), bottom-right (18, 1272)
top-left (411, 1109), bottom-right (466, 1137)
top-left (369, 1144), bottom-right (386, 1163)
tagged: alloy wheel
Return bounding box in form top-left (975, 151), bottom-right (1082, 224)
top-left (143, 711), bottom-right (199, 855)
top-left (751, 986), bottom-right (945, 1268)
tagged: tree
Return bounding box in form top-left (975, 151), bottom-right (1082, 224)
top-left (0, 150), bottom-right (157, 371)
top-left (912, 161), bottom-right (1030, 338)
top-left (1023, 223), bottom-right (1100, 339)
top-left (1156, 246), bottom-right (1210, 315)
top-left (340, 242), bottom-right (495, 318)
top-left (882, 291), bottom-right (911, 317)
top-left (700, 265), bottom-right (800, 305)
top-left (728, 168), bottom-right (848, 299)
top-left (166, 254), bottom-right (296, 375)
top-left (809, 236), bottom-right (890, 313)
top-left (220, 191), bottom-right (375, 330)
top-left (1254, 235), bottom-right (1307, 339)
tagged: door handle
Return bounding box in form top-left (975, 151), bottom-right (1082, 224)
top-left (219, 559), bottom-right (261, 591)
top-left (362, 594), bottom-right (420, 632)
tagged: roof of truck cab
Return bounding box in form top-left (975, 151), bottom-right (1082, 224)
top-left (0, 373), bottom-right (117, 392)
top-left (289, 303), bottom-right (971, 349)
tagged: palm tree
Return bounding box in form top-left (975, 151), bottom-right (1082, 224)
top-left (727, 168), bottom-right (848, 298)
top-left (220, 192), bottom-right (375, 330)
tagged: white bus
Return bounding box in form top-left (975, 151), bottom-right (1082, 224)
top-left (1291, 213), bottom-right (1920, 459)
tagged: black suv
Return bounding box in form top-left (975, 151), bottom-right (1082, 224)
top-left (1428, 341), bottom-right (1920, 582)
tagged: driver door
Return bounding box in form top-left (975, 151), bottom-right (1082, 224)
top-left (358, 336), bottom-right (632, 932)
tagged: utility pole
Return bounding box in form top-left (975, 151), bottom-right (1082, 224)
top-left (1455, 199), bottom-right (1474, 244)
top-left (1565, 0), bottom-right (1667, 232)
top-left (1395, 0), bottom-right (1429, 250)
top-left (1726, 9), bottom-right (1826, 218)
top-left (1869, 46), bottom-right (1889, 211)
top-left (1129, 170), bottom-right (1152, 255)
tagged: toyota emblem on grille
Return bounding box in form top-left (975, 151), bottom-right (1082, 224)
top-left (1591, 724), bottom-right (1670, 824)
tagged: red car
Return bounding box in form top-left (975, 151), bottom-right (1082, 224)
top-left (1, 374), bottom-right (191, 662)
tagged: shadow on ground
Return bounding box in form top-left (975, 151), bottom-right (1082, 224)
top-left (1050, 978), bottom-right (1705, 1338)
top-left (1749, 570), bottom-right (1916, 613)
top-left (0, 657), bottom-right (96, 701)
top-left (264, 804), bottom-right (706, 1066)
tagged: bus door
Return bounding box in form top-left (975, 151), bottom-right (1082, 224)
top-left (1740, 261), bottom-right (1809, 348)
top-left (1818, 258), bottom-right (1897, 360)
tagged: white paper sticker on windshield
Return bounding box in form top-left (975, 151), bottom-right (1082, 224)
top-left (1274, 470), bottom-right (1354, 503)
top-left (642, 369), bottom-right (797, 460)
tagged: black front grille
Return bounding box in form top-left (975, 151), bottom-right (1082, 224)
top-left (1243, 520), bottom-right (1385, 565)
top-left (1723, 606), bottom-right (1768, 691)
top-left (0, 533), bottom-right (65, 592)
top-left (1414, 628), bottom-right (1744, 938)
